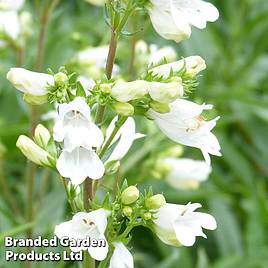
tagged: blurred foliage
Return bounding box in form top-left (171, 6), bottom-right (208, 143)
top-left (1, 0), bottom-right (268, 268)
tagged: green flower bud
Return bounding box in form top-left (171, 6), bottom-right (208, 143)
top-left (112, 102), bottom-right (134, 116)
top-left (149, 101), bottom-right (170, 114)
top-left (34, 124), bottom-right (51, 148)
top-left (23, 93), bottom-right (48, 105)
top-left (143, 212), bottom-right (152, 221)
top-left (16, 135), bottom-right (54, 167)
top-left (123, 206), bottom-right (133, 217)
top-left (121, 186), bottom-right (139, 205)
top-left (146, 194), bottom-right (166, 210)
top-left (54, 72), bottom-right (68, 87)
top-left (114, 204), bottom-right (121, 210)
top-left (100, 83), bottom-right (112, 94)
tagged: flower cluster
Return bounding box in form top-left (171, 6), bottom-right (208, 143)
top-left (7, 0), bottom-right (221, 267)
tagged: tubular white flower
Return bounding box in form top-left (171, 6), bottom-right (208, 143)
top-left (0, 0), bottom-right (24, 11)
top-left (0, 11), bottom-right (20, 40)
top-left (55, 209), bottom-right (110, 261)
top-left (109, 242), bottom-right (134, 268)
top-left (6, 68), bottom-right (54, 96)
top-left (111, 80), bottom-right (150, 102)
top-left (105, 117), bottom-right (142, 162)
top-left (56, 147), bottom-right (105, 186)
top-left (153, 202), bottom-right (217, 247)
top-left (53, 97), bottom-right (104, 152)
top-left (148, 81), bottom-right (184, 103)
top-left (163, 158), bottom-right (211, 189)
top-left (151, 56), bottom-right (206, 79)
top-left (16, 135), bottom-right (54, 167)
top-left (148, 99), bottom-right (221, 165)
top-left (148, 0), bottom-right (219, 43)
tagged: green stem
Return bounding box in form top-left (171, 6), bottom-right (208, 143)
top-left (61, 176), bottom-right (77, 212)
top-left (98, 250), bottom-right (113, 268)
top-left (82, 253), bottom-right (95, 268)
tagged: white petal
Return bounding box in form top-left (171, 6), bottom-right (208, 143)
top-left (109, 242), bottom-right (134, 268)
top-left (88, 234), bottom-right (108, 261)
top-left (0, 11), bottom-right (20, 39)
top-left (194, 212), bottom-right (217, 230)
top-left (172, 222), bottom-right (197, 246)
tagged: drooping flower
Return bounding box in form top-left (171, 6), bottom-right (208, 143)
top-left (147, 0), bottom-right (219, 43)
top-left (150, 56), bottom-right (206, 79)
top-left (6, 68), bottom-right (54, 96)
top-left (147, 99), bottom-right (221, 165)
top-left (54, 97), bottom-right (105, 185)
top-left (109, 242), bottom-right (134, 268)
top-left (153, 202), bottom-right (217, 247)
top-left (163, 158), bottom-right (211, 189)
top-left (55, 209), bottom-right (110, 261)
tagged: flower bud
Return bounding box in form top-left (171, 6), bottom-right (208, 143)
top-left (148, 81), bottom-right (183, 103)
top-left (54, 72), bottom-right (68, 87)
top-left (100, 83), bottom-right (112, 94)
top-left (111, 80), bottom-right (149, 102)
top-left (121, 186), bottom-right (139, 205)
top-left (7, 68), bottom-right (54, 96)
top-left (123, 206), bottom-right (133, 217)
top-left (16, 135), bottom-right (54, 167)
top-left (34, 124), bottom-right (51, 148)
top-left (112, 102), bottom-right (134, 116)
top-left (146, 194), bottom-right (166, 210)
top-left (143, 212), bottom-right (152, 221)
top-left (149, 101), bottom-right (170, 114)
top-left (23, 93), bottom-right (48, 105)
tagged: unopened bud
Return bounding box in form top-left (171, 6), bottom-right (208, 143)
top-left (34, 124), bottom-right (51, 148)
top-left (121, 186), bottom-right (139, 205)
top-left (16, 135), bottom-right (54, 167)
top-left (100, 83), bottom-right (112, 94)
top-left (149, 101), bottom-right (170, 114)
top-left (112, 102), bottom-right (134, 116)
top-left (143, 212), bottom-right (152, 220)
top-left (54, 72), bottom-right (68, 87)
top-left (123, 206), bottom-right (133, 217)
top-left (146, 194), bottom-right (166, 210)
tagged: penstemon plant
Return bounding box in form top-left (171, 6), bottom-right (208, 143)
top-left (5, 0), bottom-right (221, 267)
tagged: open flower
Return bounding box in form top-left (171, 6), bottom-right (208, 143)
top-left (54, 97), bottom-right (105, 185)
top-left (153, 202), bottom-right (217, 247)
top-left (150, 56), bottom-right (206, 79)
top-left (6, 68), bottom-right (54, 96)
top-left (109, 242), bottom-right (134, 268)
top-left (55, 209), bottom-right (110, 261)
top-left (148, 99), bottom-right (221, 165)
top-left (148, 0), bottom-right (219, 43)
top-left (163, 158), bottom-right (211, 189)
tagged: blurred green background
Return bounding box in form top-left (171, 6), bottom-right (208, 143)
top-left (1, 0), bottom-right (268, 267)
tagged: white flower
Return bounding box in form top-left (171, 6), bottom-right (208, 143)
top-left (109, 242), bottom-right (134, 268)
top-left (6, 68), bottom-right (54, 96)
top-left (153, 202), bottom-right (217, 247)
top-left (149, 44), bottom-right (177, 66)
top-left (0, 0), bottom-right (24, 11)
top-left (53, 97), bottom-right (104, 151)
top-left (148, 99), bottom-right (221, 165)
top-left (148, 0), bottom-right (219, 43)
top-left (56, 147), bottom-right (105, 186)
top-left (105, 117), bottom-right (137, 162)
top-left (148, 81), bottom-right (183, 103)
top-left (55, 209), bottom-right (110, 261)
top-left (16, 135), bottom-right (54, 167)
top-left (163, 158), bottom-right (211, 189)
top-left (151, 56), bottom-right (206, 79)
top-left (0, 11), bottom-right (20, 41)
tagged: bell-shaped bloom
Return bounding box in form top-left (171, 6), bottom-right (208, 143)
top-left (55, 209), bottom-right (110, 261)
top-left (0, 0), bottom-right (24, 11)
top-left (150, 56), bottom-right (206, 79)
top-left (105, 117), bottom-right (144, 163)
top-left (6, 68), bottom-right (54, 96)
top-left (148, 99), bottom-right (221, 165)
top-left (0, 11), bottom-right (20, 41)
top-left (163, 158), bottom-right (211, 190)
top-left (53, 97), bottom-right (104, 152)
top-left (153, 202), bottom-right (217, 247)
top-left (56, 147), bottom-right (105, 186)
top-left (109, 242), bottom-right (134, 268)
top-left (148, 0), bottom-right (219, 43)
top-left (16, 135), bottom-right (54, 167)
top-left (148, 81), bottom-right (183, 103)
